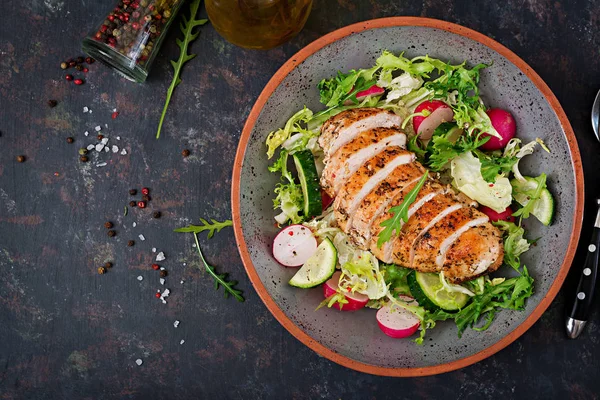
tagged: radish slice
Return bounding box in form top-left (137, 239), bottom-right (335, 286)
top-left (377, 296), bottom-right (421, 338)
top-left (479, 205), bottom-right (516, 223)
top-left (323, 271), bottom-right (369, 311)
top-left (321, 190), bottom-right (334, 210)
top-left (272, 225), bottom-right (317, 267)
top-left (413, 100), bottom-right (454, 140)
top-left (343, 85), bottom-right (385, 105)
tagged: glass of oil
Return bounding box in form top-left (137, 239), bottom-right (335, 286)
top-left (205, 0), bottom-right (312, 50)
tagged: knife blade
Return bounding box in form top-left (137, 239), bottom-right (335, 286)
top-left (566, 199), bottom-right (600, 338)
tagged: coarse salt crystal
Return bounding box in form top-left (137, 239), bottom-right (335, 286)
top-left (138, 234), bottom-right (145, 241)
top-left (104, 123), bottom-right (108, 128)
top-left (160, 267), bottom-right (165, 271)
top-left (95, 126), bottom-right (101, 132)
top-left (87, 144), bottom-right (95, 150)
top-left (121, 149), bottom-right (127, 155)
top-left (152, 247), bottom-right (157, 253)
top-left (192, 244), bottom-right (196, 248)
top-left (104, 147), bottom-right (109, 153)
top-left (101, 137), bottom-right (109, 145)
top-left (183, 263), bottom-right (186, 266)
top-left (116, 136), bottom-right (121, 140)
top-left (135, 359), bottom-right (143, 366)
top-left (160, 288), bottom-right (170, 304)
top-left (83, 106), bottom-right (89, 113)
top-left (97, 162), bottom-right (107, 167)
top-left (173, 320), bottom-right (180, 328)
top-left (112, 145), bottom-right (119, 153)
top-left (95, 143), bottom-right (104, 152)
top-left (84, 131), bottom-right (89, 136)
top-left (132, 222), bottom-right (137, 227)
top-left (137, 275), bottom-right (143, 281)
top-left (180, 280), bottom-right (184, 284)
top-left (180, 340), bottom-right (185, 345)
top-left (113, 108), bottom-right (117, 112)
top-left (156, 252), bottom-right (165, 261)
top-left (89, 110), bottom-right (93, 114)
top-left (160, 278), bottom-right (165, 285)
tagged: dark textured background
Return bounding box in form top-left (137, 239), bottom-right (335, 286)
top-left (1, 0), bottom-right (599, 399)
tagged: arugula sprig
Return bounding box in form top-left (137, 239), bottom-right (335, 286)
top-left (174, 218), bottom-right (232, 239)
top-left (377, 172), bottom-right (429, 248)
top-left (156, 0), bottom-right (208, 139)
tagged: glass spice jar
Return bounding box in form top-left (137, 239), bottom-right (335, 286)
top-left (82, 0), bottom-right (185, 83)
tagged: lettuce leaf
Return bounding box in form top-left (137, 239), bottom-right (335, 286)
top-left (493, 220), bottom-right (531, 270)
top-left (265, 107), bottom-right (313, 159)
top-left (339, 250), bottom-right (387, 300)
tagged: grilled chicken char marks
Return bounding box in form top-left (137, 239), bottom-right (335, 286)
top-left (320, 127), bottom-right (406, 197)
top-left (334, 147), bottom-right (413, 232)
top-left (350, 163), bottom-right (426, 247)
top-left (318, 108), bottom-right (403, 158)
top-left (442, 224), bottom-right (504, 283)
top-left (411, 207), bottom-right (489, 272)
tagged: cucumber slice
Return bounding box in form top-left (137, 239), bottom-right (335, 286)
top-left (407, 271), bottom-right (469, 311)
top-left (511, 176), bottom-right (555, 226)
top-left (292, 150), bottom-right (322, 219)
top-left (289, 238), bottom-right (337, 289)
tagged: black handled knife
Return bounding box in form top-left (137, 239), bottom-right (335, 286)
top-left (566, 199), bottom-right (600, 338)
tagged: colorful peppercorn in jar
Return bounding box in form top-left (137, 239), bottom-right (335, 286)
top-left (82, 0), bottom-right (184, 82)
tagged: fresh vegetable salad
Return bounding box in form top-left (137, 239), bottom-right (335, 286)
top-left (265, 51), bottom-right (553, 344)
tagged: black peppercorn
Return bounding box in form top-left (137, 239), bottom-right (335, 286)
top-left (16, 155), bottom-right (26, 163)
top-left (80, 155), bottom-right (88, 162)
top-left (97, 134), bottom-right (104, 140)
top-left (129, 189), bottom-right (137, 195)
top-left (98, 266), bottom-right (107, 274)
top-left (182, 149), bottom-right (190, 157)
top-left (85, 57), bottom-right (95, 64)
top-left (142, 194), bottom-right (151, 202)
top-left (129, 200), bottom-right (137, 207)
top-left (76, 56), bottom-right (84, 64)
top-left (104, 261), bottom-right (113, 268)
top-left (78, 148), bottom-right (88, 155)
top-left (159, 270), bottom-right (168, 278)
top-left (69, 61), bottom-right (76, 67)
top-left (107, 230), bottom-right (116, 237)
top-left (104, 221), bottom-right (113, 229)
top-left (153, 211), bottom-right (161, 219)
top-left (75, 64), bottom-right (83, 71)
top-left (127, 240), bottom-right (135, 247)
top-left (66, 137), bottom-right (74, 144)
top-left (48, 99), bottom-right (58, 108)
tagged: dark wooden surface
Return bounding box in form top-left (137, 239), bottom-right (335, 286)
top-left (1, 1), bottom-right (600, 398)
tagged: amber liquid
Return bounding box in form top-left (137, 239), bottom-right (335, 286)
top-left (206, 0), bottom-right (312, 49)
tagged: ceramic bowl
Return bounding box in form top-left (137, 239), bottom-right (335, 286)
top-left (231, 17), bottom-right (584, 376)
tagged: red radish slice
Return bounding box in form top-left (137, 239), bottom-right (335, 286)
top-left (377, 296), bottom-right (421, 338)
top-left (413, 100), bottom-right (454, 140)
top-left (272, 225), bottom-right (317, 267)
top-left (343, 85), bottom-right (385, 105)
top-left (479, 108), bottom-right (516, 150)
top-left (479, 205), bottom-right (516, 223)
top-left (321, 190), bottom-right (334, 209)
top-left (323, 271), bottom-right (369, 311)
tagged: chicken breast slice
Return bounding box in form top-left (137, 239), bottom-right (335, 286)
top-left (320, 127), bottom-right (406, 197)
top-left (442, 224), bottom-right (504, 283)
top-left (411, 207), bottom-right (490, 272)
top-left (334, 148), bottom-right (414, 232)
top-left (369, 181), bottom-right (447, 263)
top-left (318, 108), bottom-right (403, 158)
top-left (350, 162), bottom-right (425, 248)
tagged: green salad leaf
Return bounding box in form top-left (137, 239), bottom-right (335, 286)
top-left (511, 173), bottom-right (547, 219)
top-left (493, 221), bottom-right (531, 270)
top-left (473, 149), bottom-right (518, 183)
top-left (266, 107), bottom-right (313, 159)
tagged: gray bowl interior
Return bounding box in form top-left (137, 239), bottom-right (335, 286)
top-left (237, 25), bottom-right (576, 369)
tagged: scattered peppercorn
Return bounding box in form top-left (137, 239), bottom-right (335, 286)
top-left (76, 56), bottom-right (84, 64)
top-left (129, 189), bottom-right (137, 195)
top-left (104, 261), bottom-right (113, 269)
top-left (159, 270), bottom-right (168, 278)
top-left (69, 61), bottom-right (77, 67)
top-left (85, 57), bottom-right (95, 64)
top-left (97, 134), bottom-right (104, 140)
top-left (107, 230), bottom-right (116, 237)
top-left (74, 79), bottom-right (84, 85)
top-left (80, 155), bottom-right (89, 162)
top-left (127, 240), bottom-right (135, 247)
top-left (129, 200), bottom-right (136, 207)
top-left (60, 62), bottom-right (68, 69)
top-left (142, 194), bottom-right (151, 202)
top-left (65, 74), bottom-right (73, 81)
top-left (104, 221), bottom-right (113, 229)
top-left (141, 187), bottom-right (149, 195)
top-left (16, 155), bottom-right (26, 163)
top-left (182, 149), bottom-right (190, 157)
top-left (75, 64), bottom-right (83, 71)
top-left (66, 137), bottom-right (74, 144)
top-left (111, 111), bottom-right (119, 119)
top-left (137, 201), bottom-right (146, 208)
top-left (83, 67), bottom-right (89, 73)
top-left (155, 292), bottom-right (161, 298)
top-left (47, 99), bottom-right (58, 108)
top-left (78, 148), bottom-right (88, 155)
top-left (98, 266), bottom-right (107, 274)
top-left (153, 211), bottom-right (161, 219)
top-left (152, 264), bottom-right (160, 270)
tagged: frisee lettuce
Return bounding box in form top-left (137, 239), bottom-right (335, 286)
top-left (493, 221), bottom-right (531, 270)
top-left (266, 107), bottom-right (313, 159)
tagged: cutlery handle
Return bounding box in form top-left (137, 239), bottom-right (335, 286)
top-left (566, 228), bottom-right (600, 334)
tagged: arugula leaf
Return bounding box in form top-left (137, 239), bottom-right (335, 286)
top-left (156, 0), bottom-right (208, 139)
top-left (377, 172), bottom-right (429, 248)
top-left (493, 221), bottom-right (531, 270)
top-left (174, 218), bottom-right (233, 239)
top-left (512, 173), bottom-right (547, 219)
top-left (192, 232), bottom-right (244, 302)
